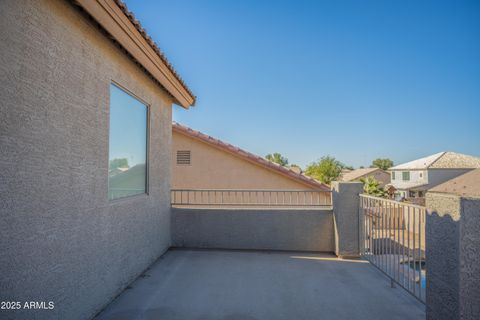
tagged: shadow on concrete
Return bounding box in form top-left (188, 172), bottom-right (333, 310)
top-left (95, 249), bottom-right (425, 320)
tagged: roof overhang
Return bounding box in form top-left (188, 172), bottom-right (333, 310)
top-left (75, 0), bottom-right (195, 108)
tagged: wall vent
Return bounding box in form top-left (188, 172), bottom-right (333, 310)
top-left (176, 150), bottom-right (191, 165)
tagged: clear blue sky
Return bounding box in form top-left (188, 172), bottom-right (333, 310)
top-left (125, 0), bottom-right (479, 168)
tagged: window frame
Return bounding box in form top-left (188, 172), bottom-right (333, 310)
top-left (108, 81), bottom-right (151, 201)
top-left (391, 171), bottom-right (395, 180)
top-left (402, 171), bottom-right (410, 181)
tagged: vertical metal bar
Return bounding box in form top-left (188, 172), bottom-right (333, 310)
top-left (364, 197), bottom-right (368, 257)
top-left (370, 198), bottom-right (374, 262)
top-left (388, 200), bottom-right (391, 277)
top-left (407, 205), bottom-right (411, 292)
top-left (360, 196), bottom-right (363, 256)
top-left (366, 199), bottom-right (375, 259)
top-left (387, 199), bottom-right (391, 276)
top-left (396, 202), bottom-right (399, 283)
top-left (375, 198), bottom-right (379, 265)
top-left (384, 199), bottom-right (387, 274)
top-left (395, 202), bottom-right (398, 281)
top-left (421, 208), bottom-right (425, 301)
top-left (413, 206), bottom-right (417, 297)
top-left (375, 199), bottom-right (379, 265)
top-left (388, 201), bottom-right (391, 277)
top-left (373, 198), bottom-right (376, 262)
top-left (364, 197), bottom-right (368, 258)
top-left (382, 199), bottom-right (385, 271)
top-left (384, 200), bottom-right (387, 273)
top-left (418, 206), bottom-right (422, 300)
top-left (369, 198), bottom-right (372, 260)
top-left (361, 196), bottom-right (364, 256)
top-left (402, 204), bottom-right (406, 289)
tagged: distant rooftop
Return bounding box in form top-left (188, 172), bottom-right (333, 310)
top-left (341, 167), bottom-right (382, 182)
top-left (390, 152), bottom-right (480, 170)
top-left (429, 169), bottom-right (480, 197)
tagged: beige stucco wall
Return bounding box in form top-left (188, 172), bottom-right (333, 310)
top-left (0, 1), bottom-right (173, 319)
top-left (172, 131), bottom-right (316, 190)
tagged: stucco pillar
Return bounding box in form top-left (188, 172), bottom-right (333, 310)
top-left (426, 193), bottom-right (480, 320)
top-left (331, 181), bottom-right (363, 258)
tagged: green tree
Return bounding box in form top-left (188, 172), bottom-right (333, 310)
top-left (109, 158), bottom-right (129, 170)
top-left (371, 158), bottom-right (394, 170)
top-left (360, 176), bottom-right (386, 197)
top-left (304, 156), bottom-right (343, 185)
top-left (265, 153), bottom-right (289, 166)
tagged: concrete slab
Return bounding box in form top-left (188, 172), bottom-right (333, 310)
top-left (96, 249), bottom-right (425, 320)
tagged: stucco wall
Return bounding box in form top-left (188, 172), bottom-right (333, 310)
top-left (172, 208), bottom-right (335, 252)
top-left (0, 1), bottom-right (172, 319)
top-left (426, 193), bottom-right (480, 320)
top-left (172, 131), bottom-right (317, 190)
top-left (332, 182), bottom-right (363, 258)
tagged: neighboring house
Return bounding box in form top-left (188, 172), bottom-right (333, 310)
top-left (389, 152), bottom-right (480, 199)
top-left (1, 1), bottom-right (194, 319)
top-left (428, 169), bottom-right (480, 198)
top-left (172, 122), bottom-right (329, 191)
top-left (340, 167), bottom-right (391, 187)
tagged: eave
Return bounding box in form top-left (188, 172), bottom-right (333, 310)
top-left (75, 0), bottom-right (195, 108)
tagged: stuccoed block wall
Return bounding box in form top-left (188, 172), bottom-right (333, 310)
top-left (331, 182), bottom-right (363, 258)
top-left (0, 1), bottom-right (172, 319)
top-left (426, 193), bottom-right (480, 320)
top-left (172, 208), bottom-right (335, 252)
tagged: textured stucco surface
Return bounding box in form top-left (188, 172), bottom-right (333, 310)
top-left (172, 208), bottom-right (335, 252)
top-left (172, 130), bottom-right (321, 190)
top-left (332, 182), bottom-right (363, 258)
top-left (459, 197), bottom-right (480, 319)
top-left (0, 1), bottom-right (173, 319)
top-left (426, 193), bottom-right (480, 320)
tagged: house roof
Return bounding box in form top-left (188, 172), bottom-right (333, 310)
top-left (428, 169), bottom-right (480, 197)
top-left (75, 0), bottom-right (195, 108)
top-left (390, 152), bottom-right (480, 170)
top-left (341, 168), bottom-right (383, 182)
top-left (172, 122), bottom-right (329, 190)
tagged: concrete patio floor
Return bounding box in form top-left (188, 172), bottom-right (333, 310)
top-left (96, 249), bottom-right (425, 320)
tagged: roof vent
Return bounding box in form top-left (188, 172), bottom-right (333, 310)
top-left (176, 150), bottom-right (191, 165)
